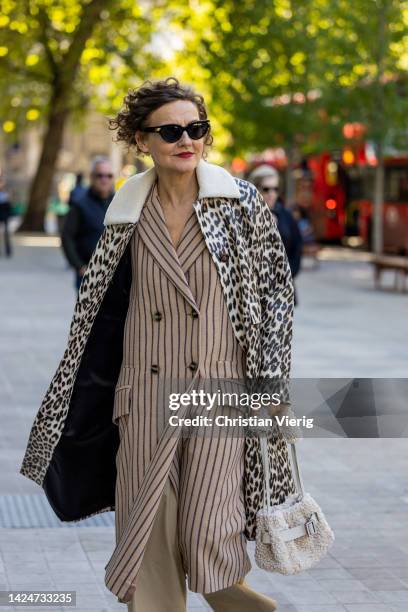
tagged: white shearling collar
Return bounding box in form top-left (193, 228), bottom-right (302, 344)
top-left (104, 158), bottom-right (241, 225)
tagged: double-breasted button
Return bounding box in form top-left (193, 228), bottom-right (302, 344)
top-left (151, 364), bottom-right (159, 374)
top-left (153, 311), bottom-right (162, 321)
top-left (191, 311), bottom-right (199, 319)
top-left (188, 361), bottom-right (198, 372)
top-left (201, 203), bottom-right (208, 213)
top-left (219, 252), bottom-right (229, 263)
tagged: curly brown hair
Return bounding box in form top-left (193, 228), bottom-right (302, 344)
top-left (108, 77), bottom-right (213, 157)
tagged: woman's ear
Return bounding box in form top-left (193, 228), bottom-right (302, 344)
top-left (135, 130), bottom-right (149, 155)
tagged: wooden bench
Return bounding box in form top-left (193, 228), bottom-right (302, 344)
top-left (371, 255), bottom-right (408, 292)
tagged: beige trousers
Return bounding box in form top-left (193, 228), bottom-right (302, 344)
top-left (127, 479), bottom-right (277, 612)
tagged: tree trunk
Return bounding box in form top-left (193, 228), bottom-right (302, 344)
top-left (372, 141), bottom-right (385, 255)
top-left (18, 99), bottom-right (69, 233)
top-left (17, 0), bottom-right (109, 233)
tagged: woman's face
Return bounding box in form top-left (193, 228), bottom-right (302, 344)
top-left (135, 100), bottom-right (205, 175)
top-left (259, 176), bottom-right (280, 209)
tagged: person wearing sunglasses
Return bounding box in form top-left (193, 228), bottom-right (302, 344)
top-left (21, 78), bottom-right (296, 612)
top-left (61, 156), bottom-right (115, 291)
top-left (105, 78), bottom-right (290, 611)
top-left (248, 165), bottom-right (303, 306)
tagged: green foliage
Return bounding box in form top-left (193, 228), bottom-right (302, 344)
top-left (172, 0), bottom-right (326, 157)
top-left (0, 0), bottom-right (406, 158)
top-left (172, 0), bottom-right (408, 159)
top-left (0, 0), bottom-right (164, 139)
top-left (316, 0), bottom-right (408, 150)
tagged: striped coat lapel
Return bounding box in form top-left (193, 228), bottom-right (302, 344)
top-left (137, 182), bottom-right (199, 311)
top-left (176, 212), bottom-right (208, 273)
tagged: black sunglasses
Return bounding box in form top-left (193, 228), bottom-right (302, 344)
top-left (141, 120), bottom-right (210, 143)
top-left (261, 186), bottom-right (279, 193)
top-left (94, 173), bottom-right (113, 179)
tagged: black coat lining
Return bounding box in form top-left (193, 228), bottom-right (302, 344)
top-left (43, 243), bottom-right (133, 521)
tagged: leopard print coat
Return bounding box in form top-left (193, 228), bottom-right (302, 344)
top-left (19, 165), bottom-right (296, 537)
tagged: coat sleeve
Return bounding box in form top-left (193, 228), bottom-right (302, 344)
top-left (253, 189), bottom-right (295, 404)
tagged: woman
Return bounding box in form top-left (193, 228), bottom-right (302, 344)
top-left (19, 78), bottom-right (296, 611)
top-left (248, 165), bottom-right (303, 306)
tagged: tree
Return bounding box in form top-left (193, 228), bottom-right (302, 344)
top-left (173, 0), bottom-right (407, 232)
top-left (173, 0), bottom-right (329, 205)
top-left (0, 0), bottom-right (160, 231)
top-left (306, 0), bottom-right (408, 253)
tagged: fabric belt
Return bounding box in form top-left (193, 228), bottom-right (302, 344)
top-left (261, 511), bottom-right (320, 543)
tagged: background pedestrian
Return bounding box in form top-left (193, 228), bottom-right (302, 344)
top-left (61, 157), bottom-right (115, 291)
top-left (0, 175), bottom-right (13, 258)
top-left (68, 172), bottom-right (86, 208)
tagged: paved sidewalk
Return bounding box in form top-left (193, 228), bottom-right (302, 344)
top-left (0, 238), bottom-right (407, 611)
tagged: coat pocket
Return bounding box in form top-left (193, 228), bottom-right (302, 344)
top-left (112, 385), bottom-right (132, 426)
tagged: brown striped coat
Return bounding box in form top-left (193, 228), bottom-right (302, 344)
top-left (109, 181), bottom-right (250, 598)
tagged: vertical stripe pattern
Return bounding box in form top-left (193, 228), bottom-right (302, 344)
top-left (105, 181), bottom-right (251, 601)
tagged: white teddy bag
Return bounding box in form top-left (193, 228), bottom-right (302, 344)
top-left (255, 435), bottom-right (335, 574)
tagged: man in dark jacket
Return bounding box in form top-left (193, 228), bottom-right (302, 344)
top-left (248, 164), bottom-right (303, 306)
top-left (68, 172), bottom-right (86, 208)
top-left (61, 157), bottom-right (115, 291)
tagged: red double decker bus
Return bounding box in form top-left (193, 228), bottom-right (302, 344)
top-left (294, 151), bottom-right (346, 243)
top-left (294, 148), bottom-right (408, 254)
top-left (239, 135), bottom-right (408, 253)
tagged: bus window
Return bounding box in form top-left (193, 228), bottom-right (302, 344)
top-left (385, 167), bottom-right (408, 203)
